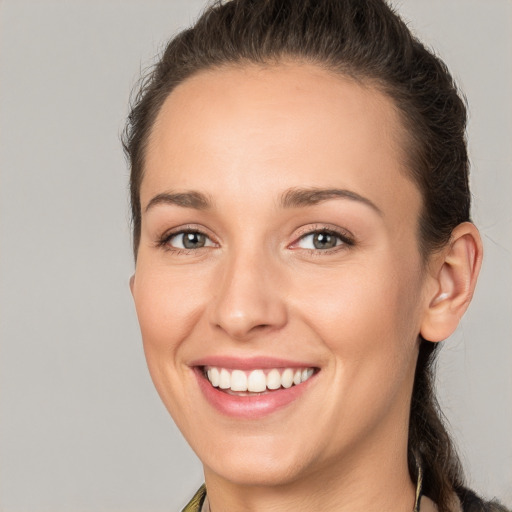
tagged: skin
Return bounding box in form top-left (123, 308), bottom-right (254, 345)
top-left (130, 62), bottom-right (481, 512)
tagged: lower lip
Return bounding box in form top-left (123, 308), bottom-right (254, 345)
top-left (194, 368), bottom-right (317, 419)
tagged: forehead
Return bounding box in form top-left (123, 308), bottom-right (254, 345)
top-left (142, 62), bottom-right (421, 222)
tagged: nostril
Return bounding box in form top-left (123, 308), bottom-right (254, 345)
top-left (213, 320), bottom-right (280, 341)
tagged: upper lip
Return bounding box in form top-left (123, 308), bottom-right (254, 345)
top-left (189, 356), bottom-right (318, 371)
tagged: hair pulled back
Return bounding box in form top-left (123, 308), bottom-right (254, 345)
top-left (123, 1), bottom-right (502, 510)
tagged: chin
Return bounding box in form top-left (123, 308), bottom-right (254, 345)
top-left (188, 428), bottom-right (309, 486)
top-left (205, 453), bottom-right (308, 487)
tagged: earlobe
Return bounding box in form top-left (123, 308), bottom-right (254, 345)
top-left (129, 274), bottom-right (135, 296)
top-left (420, 222), bottom-right (483, 342)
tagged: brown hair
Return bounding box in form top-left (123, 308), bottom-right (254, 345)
top-left (122, 1), bottom-right (505, 510)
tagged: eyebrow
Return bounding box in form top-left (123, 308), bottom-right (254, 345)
top-left (144, 191), bottom-right (213, 212)
top-left (144, 187), bottom-right (382, 215)
top-left (280, 187), bottom-right (382, 215)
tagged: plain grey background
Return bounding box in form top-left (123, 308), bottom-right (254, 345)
top-left (0, 1), bottom-right (510, 510)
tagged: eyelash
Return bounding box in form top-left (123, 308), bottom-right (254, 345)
top-left (156, 225), bottom-right (355, 255)
top-left (156, 225), bottom-right (216, 254)
top-left (290, 225), bottom-right (355, 255)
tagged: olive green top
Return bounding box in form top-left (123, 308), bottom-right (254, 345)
top-left (182, 484), bottom-right (207, 512)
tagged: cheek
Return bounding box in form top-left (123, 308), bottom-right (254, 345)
top-left (291, 258), bottom-right (423, 441)
top-left (132, 262), bottom-right (212, 359)
top-left (294, 255), bottom-right (423, 376)
top-left (131, 262), bottom-right (213, 428)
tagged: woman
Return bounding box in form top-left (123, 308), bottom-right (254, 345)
top-left (123, 0), bottom-right (509, 510)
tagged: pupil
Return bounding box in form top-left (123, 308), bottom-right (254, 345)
top-left (183, 232), bottom-right (205, 249)
top-left (313, 232), bottom-right (336, 249)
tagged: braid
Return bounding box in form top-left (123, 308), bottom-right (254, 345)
top-left (408, 341), bottom-right (465, 509)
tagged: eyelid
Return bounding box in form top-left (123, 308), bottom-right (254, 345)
top-left (155, 223), bottom-right (354, 253)
top-left (156, 224), bottom-right (219, 251)
top-left (289, 224), bottom-right (355, 250)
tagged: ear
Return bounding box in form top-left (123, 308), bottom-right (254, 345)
top-left (420, 222), bottom-right (483, 342)
top-left (129, 274), bottom-right (135, 296)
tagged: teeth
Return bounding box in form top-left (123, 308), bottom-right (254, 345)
top-left (208, 367), bottom-right (220, 387)
top-left (302, 368), bottom-right (313, 381)
top-left (219, 368), bottom-right (231, 389)
top-left (266, 369), bottom-right (281, 390)
top-left (281, 368), bottom-right (294, 388)
top-left (231, 370), bottom-right (247, 391)
top-left (204, 366), bottom-right (315, 393)
top-left (247, 369), bottom-right (266, 392)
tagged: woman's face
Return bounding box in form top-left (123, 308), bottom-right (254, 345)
top-left (131, 63), bottom-right (430, 486)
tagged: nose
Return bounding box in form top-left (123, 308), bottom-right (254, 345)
top-left (209, 249), bottom-right (288, 341)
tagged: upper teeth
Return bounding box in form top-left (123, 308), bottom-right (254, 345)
top-left (205, 367), bottom-right (315, 393)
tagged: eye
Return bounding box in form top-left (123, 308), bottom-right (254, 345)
top-left (165, 230), bottom-right (216, 250)
top-left (295, 229), bottom-right (351, 250)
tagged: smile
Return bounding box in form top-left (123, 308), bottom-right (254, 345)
top-left (204, 366), bottom-right (315, 394)
top-left (193, 359), bottom-right (319, 419)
